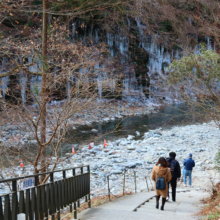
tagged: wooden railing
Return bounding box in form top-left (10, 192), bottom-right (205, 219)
top-left (0, 166), bottom-right (90, 220)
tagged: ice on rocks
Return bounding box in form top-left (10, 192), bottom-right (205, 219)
top-left (143, 131), bottom-right (154, 139)
top-left (127, 145), bottom-right (136, 150)
top-left (127, 135), bottom-right (135, 140)
top-left (136, 131), bottom-right (140, 136)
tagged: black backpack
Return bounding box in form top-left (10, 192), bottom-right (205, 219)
top-left (168, 159), bottom-right (176, 175)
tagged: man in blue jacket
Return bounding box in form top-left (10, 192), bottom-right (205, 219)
top-left (183, 153), bottom-right (195, 187)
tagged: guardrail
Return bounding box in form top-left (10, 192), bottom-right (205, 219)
top-left (0, 165), bottom-right (90, 220)
top-left (106, 169), bottom-right (154, 201)
top-left (106, 169), bottom-right (138, 201)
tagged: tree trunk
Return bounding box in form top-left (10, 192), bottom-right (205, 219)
top-left (40, 0), bottom-right (48, 183)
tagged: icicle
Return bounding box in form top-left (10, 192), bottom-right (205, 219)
top-left (127, 18), bottom-right (131, 27)
top-left (206, 36), bottom-right (212, 50)
top-left (29, 57), bottom-right (42, 98)
top-left (67, 81), bottom-right (71, 100)
top-left (20, 75), bottom-right (27, 104)
top-left (188, 17), bottom-right (192, 25)
top-left (95, 62), bottom-right (99, 69)
top-left (48, 14), bottom-right (51, 25)
top-left (107, 32), bottom-right (114, 47)
top-left (111, 79), bottom-right (115, 94)
top-left (95, 29), bottom-right (99, 43)
top-left (72, 22), bottom-right (76, 37)
top-left (1, 57), bottom-right (9, 99)
top-left (97, 75), bottom-right (102, 99)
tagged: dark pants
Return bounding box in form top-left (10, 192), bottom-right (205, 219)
top-left (168, 178), bottom-right (177, 201)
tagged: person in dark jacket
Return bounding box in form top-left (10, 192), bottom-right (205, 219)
top-left (166, 152), bottom-right (181, 202)
top-left (183, 153), bottom-right (195, 187)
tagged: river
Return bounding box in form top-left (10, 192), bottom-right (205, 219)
top-left (65, 103), bottom-right (206, 149)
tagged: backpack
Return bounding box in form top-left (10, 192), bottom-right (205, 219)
top-left (168, 159), bottom-right (176, 174)
top-left (156, 170), bottom-right (167, 190)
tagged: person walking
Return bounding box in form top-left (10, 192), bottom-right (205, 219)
top-left (166, 152), bottom-right (181, 202)
top-left (183, 153), bottom-right (195, 187)
top-left (151, 157), bottom-right (172, 210)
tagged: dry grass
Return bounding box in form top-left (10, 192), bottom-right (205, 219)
top-left (197, 183), bottom-right (220, 220)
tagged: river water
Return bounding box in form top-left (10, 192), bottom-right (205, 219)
top-left (66, 103), bottom-right (206, 148)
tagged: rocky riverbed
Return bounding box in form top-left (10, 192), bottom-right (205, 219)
top-left (1, 120), bottom-right (220, 196)
top-left (0, 99), bottom-right (159, 148)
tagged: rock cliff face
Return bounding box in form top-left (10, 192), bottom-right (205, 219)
top-left (0, 1), bottom-right (219, 109)
top-left (1, 0), bottom-right (220, 44)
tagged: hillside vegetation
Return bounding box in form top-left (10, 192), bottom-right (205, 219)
top-left (0, 0), bottom-right (220, 48)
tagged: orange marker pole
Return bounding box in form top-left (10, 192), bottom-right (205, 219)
top-left (72, 147), bottom-right (75, 154)
top-left (20, 159), bottom-right (24, 168)
top-left (104, 139), bottom-right (107, 148)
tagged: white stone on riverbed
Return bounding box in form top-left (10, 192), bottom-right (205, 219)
top-left (127, 145), bottom-right (136, 150)
top-left (135, 131), bottom-right (140, 136)
top-left (111, 170), bottom-right (123, 174)
top-left (29, 140), bottom-right (38, 144)
top-left (103, 117), bottom-right (110, 122)
top-left (120, 139), bottom-right (128, 146)
top-left (2, 120), bottom-right (220, 198)
top-left (127, 135), bottom-right (135, 140)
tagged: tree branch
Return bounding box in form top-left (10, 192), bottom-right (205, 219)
top-left (0, 64), bottom-right (41, 78)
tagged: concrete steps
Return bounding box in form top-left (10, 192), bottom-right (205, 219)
top-left (73, 190), bottom-right (208, 220)
top-left (136, 190), bottom-right (206, 220)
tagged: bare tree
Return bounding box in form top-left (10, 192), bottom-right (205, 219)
top-left (0, 0), bottom-right (126, 184)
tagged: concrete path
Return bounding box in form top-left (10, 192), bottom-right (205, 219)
top-left (74, 190), bottom-right (208, 220)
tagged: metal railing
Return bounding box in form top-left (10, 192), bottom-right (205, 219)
top-left (107, 169), bottom-right (137, 201)
top-left (106, 169), bottom-right (155, 201)
top-left (145, 170), bottom-right (154, 192)
top-left (0, 165), bottom-right (90, 220)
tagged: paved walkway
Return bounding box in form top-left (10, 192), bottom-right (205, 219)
top-left (75, 190), bottom-right (208, 220)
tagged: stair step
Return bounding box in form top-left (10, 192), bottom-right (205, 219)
top-left (75, 190), bottom-right (208, 220)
